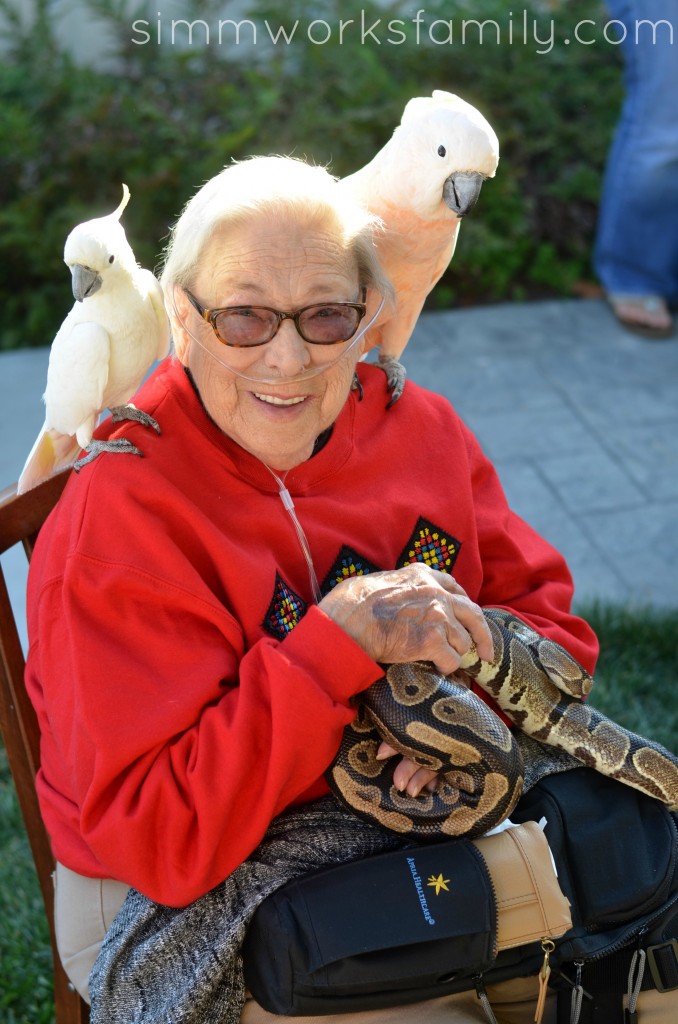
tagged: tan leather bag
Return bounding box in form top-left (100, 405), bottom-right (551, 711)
top-left (472, 821), bottom-right (572, 951)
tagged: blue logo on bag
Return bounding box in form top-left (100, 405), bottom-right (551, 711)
top-left (406, 856), bottom-right (436, 925)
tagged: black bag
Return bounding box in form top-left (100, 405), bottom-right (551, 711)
top-left (243, 768), bottom-right (678, 1018)
top-left (244, 834), bottom-right (496, 1014)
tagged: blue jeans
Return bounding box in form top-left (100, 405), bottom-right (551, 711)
top-left (593, 0), bottom-right (678, 302)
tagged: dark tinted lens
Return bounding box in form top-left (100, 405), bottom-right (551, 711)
top-left (214, 308), bottom-right (277, 346)
top-left (298, 304), bottom-right (361, 343)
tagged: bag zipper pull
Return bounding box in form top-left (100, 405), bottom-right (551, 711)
top-left (473, 975), bottom-right (499, 1024)
top-left (570, 961), bottom-right (584, 1024)
top-left (535, 938), bottom-right (555, 1024)
top-left (625, 932), bottom-right (647, 1024)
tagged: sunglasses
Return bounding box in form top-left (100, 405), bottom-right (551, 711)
top-left (184, 288), bottom-right (367, 348)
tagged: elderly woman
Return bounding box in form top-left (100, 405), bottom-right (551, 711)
top-left (26, 156), bottom-right (602, 1024)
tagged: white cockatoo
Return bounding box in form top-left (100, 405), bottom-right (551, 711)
top-left (17, 185), bottom-right (170, 493)
top-left (340, 90), bottom-right (499, 402)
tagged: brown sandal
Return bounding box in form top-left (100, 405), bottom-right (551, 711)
top-left (606, 293), bottom-right (675, 339)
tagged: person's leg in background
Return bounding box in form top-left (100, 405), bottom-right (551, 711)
top-left (594, 0), bottom-right (678, 337)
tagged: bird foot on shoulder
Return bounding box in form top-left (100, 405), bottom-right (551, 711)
top-left (74, 438), bottom-right (143, 472)
top-left (378, 356), bottom-right (407, 408)
top-left (110, 404), bottom-right (161, 433)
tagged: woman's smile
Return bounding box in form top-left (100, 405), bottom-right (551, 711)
top-left (252, 391), bottom-right (308, 407)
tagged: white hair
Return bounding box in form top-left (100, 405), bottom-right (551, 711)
top-left (160, 155), bottom-right (390, 297)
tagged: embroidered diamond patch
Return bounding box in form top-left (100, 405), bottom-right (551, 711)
top-left (320, 545), bottom-right (381, 596)
top-left (263, 573), bottom-right (307, 639)
top-left (397, 517), bottom-right (461, 574)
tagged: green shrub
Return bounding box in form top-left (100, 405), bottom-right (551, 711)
top-left (0, 0), bottom-right (622, 349)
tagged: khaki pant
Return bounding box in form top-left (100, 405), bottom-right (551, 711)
top-left (54, 862), bottom-right (674, 1023)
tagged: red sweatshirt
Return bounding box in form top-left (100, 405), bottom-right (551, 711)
top-left (25, 359), bottom-right (598, 906)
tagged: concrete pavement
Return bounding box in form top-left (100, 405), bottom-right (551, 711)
top-left (406, 297), bottom-right (678, 611)
top-left (1, 297), bottom-right (677, 650)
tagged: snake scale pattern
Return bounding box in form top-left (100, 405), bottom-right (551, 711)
top-left (327, 608), bottom-right (678, 838)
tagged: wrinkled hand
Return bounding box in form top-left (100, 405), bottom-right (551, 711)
top-left (319, 563), bottom-right (493, 676)
top-left (320, 564), bottom-right (493, 797)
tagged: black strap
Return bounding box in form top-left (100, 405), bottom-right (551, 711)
top-left (647, 939), bottom-right (678, 992)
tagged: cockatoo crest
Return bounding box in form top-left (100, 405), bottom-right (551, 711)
top-left (401, 89), bottom-right (498, 144)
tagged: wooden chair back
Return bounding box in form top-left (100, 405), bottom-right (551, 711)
top-left (0, 469), bottom-right (89, 1023)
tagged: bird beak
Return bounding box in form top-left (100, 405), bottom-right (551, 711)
top-left (442, 171), bottom-right (487, 217)
top-left (71, 264), bottom-right (103, 302)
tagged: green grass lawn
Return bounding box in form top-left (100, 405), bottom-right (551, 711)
top-left (1, 601), bottom-right (677, 1022)
top-left (0, 751), bottom-right (53, 1024)
top-left (575, 602), bottom-right (678, 751)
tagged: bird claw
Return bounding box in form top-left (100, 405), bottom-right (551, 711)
top-left (351, 372), bottom-right (364, 401)
top-left (74, 438), bottom-right (143, 471)
top-left (110, 404), bottom-right (161, 434)
top-left (378, 356), bottom-right (407, 408)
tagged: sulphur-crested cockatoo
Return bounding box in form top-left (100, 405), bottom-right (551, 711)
top-left (341, 90), bottom-right (499, 402)
top-left (17, 185), bottom-right (170, 493)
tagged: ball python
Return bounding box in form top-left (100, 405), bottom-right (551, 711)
top-left (327, 608), bottom-right (678, 837)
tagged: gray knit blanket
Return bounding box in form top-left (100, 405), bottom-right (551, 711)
top-left (89, 736), bottom-right (579, 1024)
